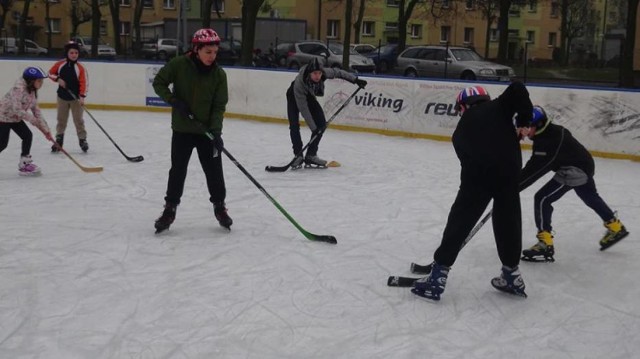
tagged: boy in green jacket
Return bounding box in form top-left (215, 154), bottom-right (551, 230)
top-left (152, 28), bottom-right (232, 233)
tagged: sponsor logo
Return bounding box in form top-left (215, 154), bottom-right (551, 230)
top-left (424, 102), bottom-right (459, 117)
top-left (354, 92), bottom-right (404, 113)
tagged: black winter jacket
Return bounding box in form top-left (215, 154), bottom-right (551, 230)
top-left (519, 123), bottom-right (595, 190)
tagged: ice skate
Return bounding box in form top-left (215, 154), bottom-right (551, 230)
top-left (304, 154), bottom-right (328, 169)
top-left (79, 139), bottom-right (89, 153)
top-left (491, 266), bottom-right (527, 298)
top-left (600, 218), bottom-right (629, 251)
top-left (155, 203), bottom-right (177, 233)
top-left (522, 231), bottom-right (555, 262)
top-left (291, 155), bottom-right (304, 170)
top-left (18, 155), bottom-right (41, 176)
top-left (411, 262), bottom-right (450, 301)
top-left (51, 134), bottom-right (64, 153)
top-left (214, 202), bottom-right (233, 230)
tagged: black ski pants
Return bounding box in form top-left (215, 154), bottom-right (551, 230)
top-left (286, 86), bottom-right (326, 157)
top-left (534, 177), bottom-right (614, 232)
top-left (434, 162), bottom-right (523, 269)
top-left (164, 131), bottom-right (226, 207)
top-left (0, 121), bottom-right (32, 156)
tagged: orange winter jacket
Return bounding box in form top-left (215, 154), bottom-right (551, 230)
top-left (49, 59), bottom-right (88, 101)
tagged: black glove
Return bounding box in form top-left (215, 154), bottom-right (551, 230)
top-left (212, 133), bottom-right (224, 151)
top-left (169, 98), bottom-right (192, 118)
top-left (355, 78), bottom-right (367, 89)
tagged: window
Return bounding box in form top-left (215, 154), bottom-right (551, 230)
top-left (100, 20), bottom-right (108, 36)
top-left (509, 4), bottom-right (521, 17)
top-left (327, 20), bottom-right (340, 39)
top-left (400, 47), bottom-right (422, 59)
top-left (46, 18), bottom-right (61, 33)
top-left (386, 0), bottom-right (400, 7)
top-left (464, 27), bottom-right (474, 44)
top-left (526, 30), bottom-right (535, 43)
top-left (440, 26), bottom-right (450, 43)
top-left (119, 0), bottom-right (130, 6)
top-left (410, 24), bottom-right (422, 39)
top-left (527, 0), bottom-right (537, 12)
top-left (508, 29), bottom-right (519, 38)
top-left (143, 0), bottom-right (153, 8)
top-left (164, 0), bottom-right (175, 9)
top-left (490, 29), bottom-right (498, 42)
top-left (442, 0), bottom-right (450, 8)
top-left (548, 32), bottom-right (557, 46)
top-left (550, 2), bottom-right (559, 17)
top-left (120, 21), bottom-right (131, 36)
top-left (210, 0), bottom-right (224, 12)
top-left (465, 0), bottom-right (474, 10)
top-left (362, 21), bottom-right (375, 37)
top-left (183, 0), bottom-right (191, 10)
top-left (385, 22), bottom-right (398, 31)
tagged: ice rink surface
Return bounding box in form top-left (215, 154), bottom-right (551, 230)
top-left (1, 109), bottom-right (638, 358)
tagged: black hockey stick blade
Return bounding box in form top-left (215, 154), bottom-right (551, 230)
top-left (126, 155), bottom-right (145, 162)
top-left (387, 276), bottom-right (421, 287)
top-left (265, 161), bottom-right (293, 172)
top-left (308, 234), bottom-right (337, 244)
top-left (410, 262), bottom-right (433, 274)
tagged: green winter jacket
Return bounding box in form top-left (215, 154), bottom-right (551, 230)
top-left (152, 54), bottom-right (228, 135)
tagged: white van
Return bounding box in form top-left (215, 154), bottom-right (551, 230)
top-left (0, 38), bottom-right (48, 56)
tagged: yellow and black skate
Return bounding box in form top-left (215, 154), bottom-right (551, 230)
top-left (600, 219), bottom-right (629, 251)
top-left (522, 231), bottom-right (555, 262)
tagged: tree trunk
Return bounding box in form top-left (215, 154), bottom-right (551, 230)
top-left (91, 0), bottom-right (101, 58)
top-left (619, 0), bottom-right (639, 88)
top-left (108, 0), bottom-right (121, 57)
top-left (559, 0), bottom-right (569, 66)
top-left (353, 0), bottom-right (366, 44)
top-left (133, 0), bottom-right (144, 58)
top-left (202, 0), bottom-right (212, 27)
top-left (18, 0), bottom-right (31, 55)
top-left (497, 0), bottom-right (511, 62)
top-left (240, 1), bottom-right (265, 67)
top-left (343, 0), bottom-right (353, 69)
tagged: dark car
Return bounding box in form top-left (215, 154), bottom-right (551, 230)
top-left (217, 39), bottom-right (241, 66)
top-left (366, 43), bottom-right (400, 73)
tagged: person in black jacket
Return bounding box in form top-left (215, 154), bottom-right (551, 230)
top-left (412, 82), bottom-right (533, 301)
top-left (519, 106), bottom-right (628, 262)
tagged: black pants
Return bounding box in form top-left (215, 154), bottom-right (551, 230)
top-left (0, 121), bottom-right (32, 156)
top-left (534, 177), bottom-right (614, 232)
top-left (164, 131), bottom-right (226, 206)
top-left (286, 86), bottom-right (326, 157)
top-left (434, 162), bottom-right (523, 268)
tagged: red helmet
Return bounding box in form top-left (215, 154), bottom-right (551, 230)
top-left (454, 86), bottom-right (491, 113)
top-left (192, 28), bottom-right (221, 46)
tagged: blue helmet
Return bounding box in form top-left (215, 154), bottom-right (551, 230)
top-left (23, 66), bottom-right (48, 81)
top-left (531, 105), bottom-right (551, 135)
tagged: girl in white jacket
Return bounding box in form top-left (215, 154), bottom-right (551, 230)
top-left (0, 66), bottom-right (53, 176)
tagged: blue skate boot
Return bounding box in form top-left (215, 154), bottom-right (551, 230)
top-left (491, 265), bottom-right (527, 298)
top-left (411, 262), bottom-right (450, 301)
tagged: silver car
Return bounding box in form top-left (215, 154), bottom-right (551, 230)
top-left (284, 41), bottom-right (375, 73)
top-left (396, 45), bottom-right (515, 81)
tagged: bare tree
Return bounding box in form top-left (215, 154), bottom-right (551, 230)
top-left (558, 0), bottom-right (596, 66)
top-left (395, 0), bottom-right (421, 53)
top-left (42, 0), bottom-right (60, 51)
top-left (240, 0), bottom-right (266, 66)
top-left (0, 0), bottom-right (15, 36)
top-left (107, 0), bottom-right (121, 56)
top-left (17, 0), bottom-right (31, 54)
top-left (352, 0), bottom-right (367, 44)
top-left (91, 0), bottom-right (101, 58)
top-left (619, 0), bottom-right (638, 88)
top-left (496, 0), bottom-right (512, 62)
top-left (202, 0), bottom-right (225, 28)
top-left (342, 0), bottom-right (353, 69)
top-left (473, 0), bottom-right (500, 58)
top-left (133, 0), bottom-right (144, 57)
top-left (70, 0), bottom-right (92, 38)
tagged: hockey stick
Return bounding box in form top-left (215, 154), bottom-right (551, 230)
top-left (49, 139), bottom-right (103, 173)
top-left (65, 89), bottom-right (144, 162)
top-left (193, 116), bottom-right (337, 244)
top-left (387, 210), bottom-right (493, 287)
top-left (265, 86), bottom-right (362, 172)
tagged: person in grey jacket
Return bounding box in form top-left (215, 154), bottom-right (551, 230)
top-left (286, 58), bottom-right (366, 169)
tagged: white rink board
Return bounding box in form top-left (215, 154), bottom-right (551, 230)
top-left (1, 59), bottom-right (638, 157)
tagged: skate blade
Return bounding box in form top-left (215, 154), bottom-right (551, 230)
top-left (521, 255), bottom-right (555, 263)
top-left (19, 171), bottom-right (42, 177)
top-left (410, 288), bottom-right (441, 302)
top-left (600, 231), bottom-right (629, 251)
top-left (492, 285), bottom-right (528, 298)
top-left (304, 164), bottom-right (328, 169)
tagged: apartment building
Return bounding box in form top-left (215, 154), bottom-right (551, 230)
top-left (3, 0), bottom-right (638, 69)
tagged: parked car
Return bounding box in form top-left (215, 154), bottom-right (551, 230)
top-left (365, 43), bottom-right (400, 73)
top-left (142, 38), bottom-right (180, 60)
top-left (217, 39), bottom-right (241, 66)
top-left (281, 41), bottom-right (375, 73)
top-left (71, 36), bottom-right (117, 60)
top-left (0, 38), bottom-right (47, 56)
top-left (395, 45), bottom-right (515, 81)
top-left (350, 43), bottom-right (376, 55)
